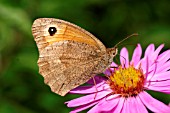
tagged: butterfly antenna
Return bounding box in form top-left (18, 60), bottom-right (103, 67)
top-left (113, 33), bottom-right (138, 48)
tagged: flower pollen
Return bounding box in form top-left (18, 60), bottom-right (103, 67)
top-left (108, 65), bottom-right (145, 97)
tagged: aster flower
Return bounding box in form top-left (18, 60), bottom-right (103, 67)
top-left (65, 44), bottom-right (170, 113)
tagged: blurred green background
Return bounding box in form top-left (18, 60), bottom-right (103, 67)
top-left (0, 0), bottom-right (170, 113)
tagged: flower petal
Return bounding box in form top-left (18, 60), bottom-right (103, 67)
top-left (153, 44), bottom-right (164, 54)
top-left (70, 100), bottom-right (99, 113)
top-left (120, 47), bottom-right (129, 68)
top-left (157, 50), bottom-right (170, 65)
top-left (144, 44), bottom-right (155, 57)
top-left (69, 82), bottom-right (110, 94)
top-left (88, 94), bottom-right (120, 113)
top-left (139, 91), bottom-right (170, 113)
top-left (131, 44), bottom-right (142, 67)
top-left (140, 45), bottom-right (164, 76)
top-left (147, 71), bottom-right (170, 81)
top-left (149, 61), bottom-right (170, 74)
top-left (146, 83), bottom-right (170, 94)
top-left (104, 62), bottom-right (118, 75)
top-left (156, 61), bottom-right (170, 73)
top-left (87, 75), bottom-right (107, 85)
top-left (150, 44), bottom-right (164, 62)
top-left (121, 98), bottom-right (130, 113)
top-left (111, 97), bottom-right (125, 113)
top-left (110, 62), bottom-right (118, 67)
top-left (121, 96), bottom-right (148, 113)
top-left (135, 96), bottom-right (148, 113)
top-left (66, 90), bottom-right (112, 107)
top-left (138, 56), bottom-right (149, 77)
top-left (145, 78), bottom-right (170, 88)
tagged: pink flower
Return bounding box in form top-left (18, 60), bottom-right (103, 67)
top-left (65, 44), bottom-right (170, 113)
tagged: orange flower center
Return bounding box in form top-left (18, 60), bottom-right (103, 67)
top-left (107, 65), bottom-right (145, 97)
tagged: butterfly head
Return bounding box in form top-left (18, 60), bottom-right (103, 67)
top-left (106, 47), bottom-right (118, 62)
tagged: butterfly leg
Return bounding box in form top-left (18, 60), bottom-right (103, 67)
top-left (92, 76), bottom-right (98, 100)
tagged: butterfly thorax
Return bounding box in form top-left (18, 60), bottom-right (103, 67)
top-left (92, 47), bottom-right (118, 74)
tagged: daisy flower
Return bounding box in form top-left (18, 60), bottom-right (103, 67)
top-left (65, 44), bottom-right (170, 113)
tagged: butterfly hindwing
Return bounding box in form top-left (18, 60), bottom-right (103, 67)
top-left (38, 40), bottom-right (101, 96)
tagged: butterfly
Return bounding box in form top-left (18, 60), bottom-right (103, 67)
top-left (32, 18), bottom-right (118, 96)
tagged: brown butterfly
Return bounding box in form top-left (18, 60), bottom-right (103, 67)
top-left (32, 18), bottom-right (118, 96)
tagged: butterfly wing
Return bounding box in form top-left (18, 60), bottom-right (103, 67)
top-left (38, 40), bottom-right (101, 96)
top-left (32, 18), bottom-right (107, 96)
top-left (32, 18), bottom-right (106, 52)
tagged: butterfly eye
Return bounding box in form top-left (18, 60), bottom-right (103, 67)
top-left (48, 27), bottom-right (57, 36)
top-left (113, 52), bottom-right (116, 55)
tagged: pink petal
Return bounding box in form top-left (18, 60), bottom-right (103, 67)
top-left (139, 91), bottom-right (170, 113)
top-left (121, 96), bottom-right (148, 113)
top-left (69, 82), bottom-right (110, 94)
top-left (130, 96), bottom-right (148, 113)
top-left (156, 61), bottom-right (170, 73)
top-left (147, 71), bottom-right (170, 81)
top-left (141, 44), bottom-right (164, 77)
top-left (141, 44), bottom-right (164, 75)
top-left (110, 62), bottom-right (118, 67)
top-left (146, 84), bottom-right (170, 94)
top-left (139, 53), bottom-right (170, 82)
top-left (104, 62), bottom-right (118, 75)
top-left (131, 44), bottom-right (142, 67)
top-left (121, 98), bottom-right (130, 113)
top-left (120, 47), bottom-right (129, 68)
top-left (111, 97), bottom-right (125, 113)
top-left (138, 56), bottom-right (149, 77)
top-left (104, 69), bottom-right (113, 75)
top-left (87, 75), bottom-right (107, 85)
top-left (145, 79), bottom-right (170, 87)
top-left (147, 57), bottom-right (168, 75)
top-left (66, 90), bottom-right (112, 107)
top-left (88, 94), bottom-right (120, 113)
top-left (144, 44), bottom-right (155, 57)
top-left (135, 96), bottom-right (148, 113)
top-left (146, 64), bottom-right (157, 80)
top-left (157, 50), bottom-right (170, 65)
top-left (70, 100), bottom-right (99, 113)
top-left (150, 44), bottom-right (164, 63)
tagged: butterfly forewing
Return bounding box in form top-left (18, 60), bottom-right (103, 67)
top-left (32, 18), bottom-right (106, 52)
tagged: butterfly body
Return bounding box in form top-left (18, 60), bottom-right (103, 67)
top-left (32, 18), bottom-right (117, 96)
